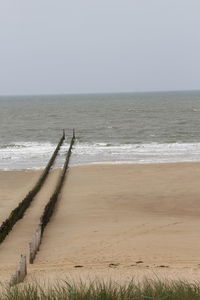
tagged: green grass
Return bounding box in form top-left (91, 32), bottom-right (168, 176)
top-left (1, 279), bottom-right (200, 299)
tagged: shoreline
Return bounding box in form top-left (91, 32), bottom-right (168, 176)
top-left (1, 159), bottom-right (200, 171)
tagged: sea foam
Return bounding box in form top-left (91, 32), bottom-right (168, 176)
top-left (1, 141), bottom-right (200, 170)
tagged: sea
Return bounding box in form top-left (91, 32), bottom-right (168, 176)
top-left (1, 90), bottom-right (200, 170)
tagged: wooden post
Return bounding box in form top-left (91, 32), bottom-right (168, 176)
top-left (29, 225), bottom-right (42, 264)
top-left (73, 128), bottom-right (75, 139)
top-left (9, 255), bottom-right (27, 286)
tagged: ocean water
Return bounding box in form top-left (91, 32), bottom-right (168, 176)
top-left (1, 91), bottom-right (200, 169)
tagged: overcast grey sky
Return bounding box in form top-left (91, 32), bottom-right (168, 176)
top-left (0, 1), bottom-right (200, 95)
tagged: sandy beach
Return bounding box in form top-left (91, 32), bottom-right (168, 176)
top-left (1, 163), bottom-right (200, 284)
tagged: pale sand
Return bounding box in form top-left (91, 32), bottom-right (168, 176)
top-left (0, 170), bottom-right (41, 224)
top-left (1, 163), bottom-right (200, 284)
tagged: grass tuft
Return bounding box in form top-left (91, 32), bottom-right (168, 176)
top-left (1, 279), bottom-right (200, 299)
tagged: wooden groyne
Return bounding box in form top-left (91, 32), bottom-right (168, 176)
top-left (0, 131), bottom-right (65, 244)
top-left (29, 131), bottom-right (75, 264)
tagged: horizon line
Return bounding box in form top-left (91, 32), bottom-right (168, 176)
top-left (0, 88), bottom-right (200, 98)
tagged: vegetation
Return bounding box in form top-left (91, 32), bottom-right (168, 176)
top-left (1, 279), bottom-right (200, 299)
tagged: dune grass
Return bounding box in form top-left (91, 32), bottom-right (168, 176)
top-left (1, 279), bottom-right (200, 300)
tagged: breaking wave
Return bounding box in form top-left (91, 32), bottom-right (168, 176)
top-left (1, 141), bottom-right (200, 170)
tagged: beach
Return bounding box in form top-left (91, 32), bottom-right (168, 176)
top-left (1, 162), bottom-right (200, 284)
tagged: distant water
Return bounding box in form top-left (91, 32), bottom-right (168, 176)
top-left (1, 91), bottom-right (200, 169)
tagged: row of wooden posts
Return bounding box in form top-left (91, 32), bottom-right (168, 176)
top-left (29, 132), bottom-right (75, 264)
top-left (0, 131), bottom-right (65, 244)
top-left (5, 130), bottom-right (75, 286)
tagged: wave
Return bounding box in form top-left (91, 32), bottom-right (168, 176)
top-left (0, 142), bottom-right (66, 170)
top-left (192, 108), bottom-right (200, 112)
top-left (71, 141), bottom-right (200, 165)
top-left (1, 141), bottom-right (200, 170)
top-left (0, 143), bottom-right (27, 149)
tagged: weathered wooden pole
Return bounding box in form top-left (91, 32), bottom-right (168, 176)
top-left (9, 255), bottom-right (27, 286)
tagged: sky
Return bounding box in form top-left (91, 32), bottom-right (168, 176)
top-left (0, 0), bottom-right (200, 95)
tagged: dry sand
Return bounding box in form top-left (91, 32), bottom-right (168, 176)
top-left (1, 163), bottom-right (200, 284)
